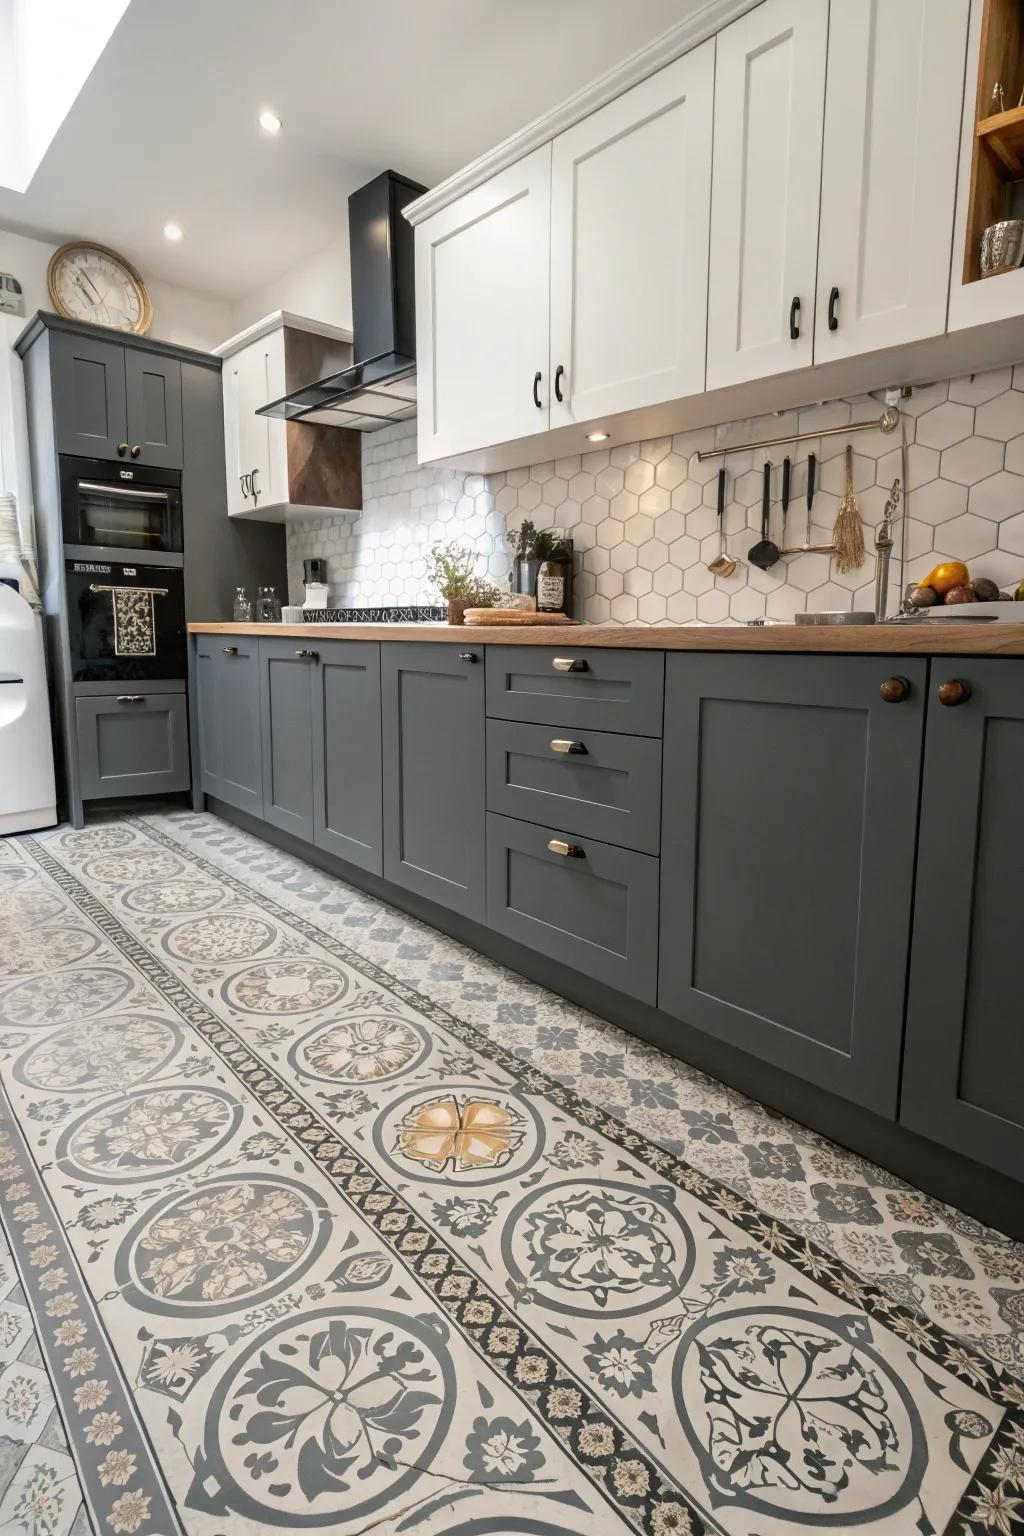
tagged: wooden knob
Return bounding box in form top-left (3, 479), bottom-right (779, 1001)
top-left (879, 676), bottom-right (909, 703)
top-left (938, 678), bottom-right (971, 707)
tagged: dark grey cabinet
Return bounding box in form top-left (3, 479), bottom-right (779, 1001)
top-left (901, 661), bottom-right (1024, 1179)
top-left (487, 812), bottom-right (659, 1002)
top-left (76, 692), bottom-right (189, 799)
top-left (125, 350), bottom-right (183, 469)
top-left (486, 645), bottom-right (664, 736)
top-left (51, 332), bottom-right (128, 461)
top-left (659, 654), bottom-right (927, 1116)
top-left (259, 640), bottom-right (317, 840)
top-left (194, 635), bottom-right (263, 814)
top-left (313, 641), bottom-right (383, 874)
top-left (50, 331), bottom-right (183, 467)
top-left (382, 642), bottom-right (485, 918)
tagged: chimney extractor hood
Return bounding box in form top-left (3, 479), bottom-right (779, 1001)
top-left (258, 170), bottom-right (426, 432)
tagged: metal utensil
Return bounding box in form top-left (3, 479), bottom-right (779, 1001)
top-left (708, 467), bottom-right (737, 577)
top-left (804, 451), bottom-right (817, 547)
top-left (748, 461), bottom-right (781, 570)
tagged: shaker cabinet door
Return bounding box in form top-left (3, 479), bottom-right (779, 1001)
top-left (51, 332), bottom-right (128, 460)
top-left (416, 145), bottom-right (552, 462)
top-left (313, 640), bottom-right (383, 874)
top-left (549, 40), bottom-right (714, 425)
top-left (901, 662), bottom-right (1024, 1180)
top-left (706, 0), bottom-right (828, 390)
top-left (259, 639), bottom-right (316, 841)
top-left (815, 0), bottom-right (969, 362)
top-left (659, 654), bottom-right (926, 1115)
top-left (381, 642), bottom-right (486, 917)
top-left (195, 636), bottom-right (263, 815)
top-left (125, 349), bottom-right (183, 468)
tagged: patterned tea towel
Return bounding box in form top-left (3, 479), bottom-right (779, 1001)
top-left (110, 587), bottom-right (156, 656)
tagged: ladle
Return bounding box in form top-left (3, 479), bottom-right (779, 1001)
top-left (708, 467), bottom-right (737, 577)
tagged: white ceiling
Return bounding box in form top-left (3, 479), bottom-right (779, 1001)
top-left (0, 0), bottom-right (697, 301)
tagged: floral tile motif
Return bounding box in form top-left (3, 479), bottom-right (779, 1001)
top-left (0, 815), bottom-right (1019, 1536)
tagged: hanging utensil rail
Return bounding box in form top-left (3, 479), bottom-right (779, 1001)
top-left (694, 405), bottom-right (900, 462)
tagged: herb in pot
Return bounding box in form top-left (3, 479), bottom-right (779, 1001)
top-left (427, 542), bottom-right (499, 624)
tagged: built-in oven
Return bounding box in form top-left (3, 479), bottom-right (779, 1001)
top-left (65, 559), bottom-right (186, 682)
top-left (60, 455), bottom-right (183, 553)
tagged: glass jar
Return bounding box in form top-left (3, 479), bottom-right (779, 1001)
top-left (256, 586), bottom-right (281, 623)
top-left (232, 586), bottom-right (253, 622)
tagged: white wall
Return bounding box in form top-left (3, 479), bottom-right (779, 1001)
top-left (229, 225), bottom-right (352, 335)
top-left (0, 226), bottom-right (233, 351)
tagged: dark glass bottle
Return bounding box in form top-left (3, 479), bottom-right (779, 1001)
top-left (536, 540), bottom-right (574, 615)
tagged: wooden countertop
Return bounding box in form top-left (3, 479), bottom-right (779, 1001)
top-left (188, 620), bottom-right (1024, 655)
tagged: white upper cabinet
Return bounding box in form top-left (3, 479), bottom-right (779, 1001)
top-left (816, 0), bottom-right (969, 361)
top-left (416, 145), bottom-right (552, 462)
top-left (223, 331), bottom-right (284, 518)
top-left (548, 40), bottom-right (715, 427)
top-left (706, 0), bottom-right (828, 391)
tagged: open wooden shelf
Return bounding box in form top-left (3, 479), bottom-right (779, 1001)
top-left (978, 103), bottom-right (1024, 176)
top-left (963, 0), bottom-right (1024, 284)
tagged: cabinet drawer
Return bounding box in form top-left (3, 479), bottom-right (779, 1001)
top-left (486, 719), bottom-right (661, 853)
top-left (76, 691), bottom-right (189, 800)
top-left (486, 645), bottom-right (664, 736)
top-left (486, 812), bottom-right (658, 1002)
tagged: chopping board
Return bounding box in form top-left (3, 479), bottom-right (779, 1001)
top-left (463, 608), bottom-right (577, 626)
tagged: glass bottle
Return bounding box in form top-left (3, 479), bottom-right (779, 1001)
top-left (232, 586), bottom-right (252, 622)
top-left (256, 586), bottom-right (281, 623)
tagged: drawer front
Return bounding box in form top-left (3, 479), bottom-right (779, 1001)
top-left (486, 812), bottom-right (658, 1002)
top-left (486, 719), bottom-right (662, 853)
top-left (486, 646), bottom-right (664, 735)
top-left (76, 691), bottom-right (189, 800)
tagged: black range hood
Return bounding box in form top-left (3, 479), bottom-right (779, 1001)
top-left (258, 169), bottom-right (426, 432)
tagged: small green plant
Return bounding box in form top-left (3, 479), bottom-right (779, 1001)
top-left (507, 519), bottom-right (556, 560)
top-left (427, 542), bottom-right (499, 606)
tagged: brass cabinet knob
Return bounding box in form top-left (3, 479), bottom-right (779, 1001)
top-left (879, 676), bottom-right (910, 703)
top-left (116, 442), bottom-right (128, 456)
top-left (547, 838), bottom-right (585, 857)
top-left (550, 739), bottom-right (586, 755)
top-left (115, 695), bottom-right (144, 703)
top-left (552, 657), bottom-right (587, 673)
top-left (938, 678), bottom-right (971, 707)
top-left (130, 444), bottom-right (141, 458)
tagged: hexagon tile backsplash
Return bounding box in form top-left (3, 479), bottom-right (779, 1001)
top-left (285, 364), bottom-right (1024, 624)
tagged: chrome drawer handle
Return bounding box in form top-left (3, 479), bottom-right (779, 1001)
top-left (548, 838), bottom-right (585, 858)
top-left (550, 739), bottom-right (586, 755)
top-left (295, 649), bottom-right (319, 660)
top-left (115, 695), bottom-right (144, 704)
top-left (222, 645), bottom-right (238, 655)
top-left (552, 657), bottom-right (587, 673)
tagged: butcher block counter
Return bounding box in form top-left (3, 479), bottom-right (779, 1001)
top-left (188, 619), bottom-right (1024, 654)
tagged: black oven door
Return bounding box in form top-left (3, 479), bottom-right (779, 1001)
top-left (65, 560), bottom-right (187, 682)
top-left (60, 456), bottom-right (183, 553)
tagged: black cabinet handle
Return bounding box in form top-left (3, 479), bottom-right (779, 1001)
top-left (117, 442), bottom-right (128, 457)
top-left (554, 364), bottom-right (565, 402)
top-left (532, 370), bottom-right (542, 409)
top-left (458, 652), bottom-right (478, 663)
top-left (789, 296), bottom-right (801, 340)
top-left (251, 468), bottom-right (260, 504)
top-left (828, 286), bottom-right (840, 331)
top-left (130, 444), bottom-right (141, 458)
top-left (240, 473), bottom-right (251, 499)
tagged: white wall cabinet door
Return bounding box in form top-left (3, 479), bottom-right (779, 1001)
top-left (416, 144), bottom-right (552, 463)
top-left (548, 40), bottom-right (715, 427)
top-left (815, 0), bottom-right (969, 362)
top-left (706, 0), bottom-right (828, 391)
top-left (224, 333), bottom-right (286, 517)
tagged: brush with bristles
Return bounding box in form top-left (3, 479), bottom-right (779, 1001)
top-left (832, 444), bottom-right (865, 574)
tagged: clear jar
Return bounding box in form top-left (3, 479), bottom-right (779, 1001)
top-left (232, 586), bottom-right (253, 622)
top-left (256, 586), bottom-right (281, 623)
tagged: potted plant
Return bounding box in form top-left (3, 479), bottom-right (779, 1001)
top-left (427, 541), bottom-right (499, 625)
top-left (506, 519), bottom-right (557, 598)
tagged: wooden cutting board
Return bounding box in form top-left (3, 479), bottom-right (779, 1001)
top-left (462, 609), bottom-right (577, 626)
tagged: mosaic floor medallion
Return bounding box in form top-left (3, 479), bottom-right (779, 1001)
top-left (0, 812), bottom-right (1018, 1536)
top-left (4, 924), bottom-right (100, 977)
top-left (0, 887), bottom-right (67, 927)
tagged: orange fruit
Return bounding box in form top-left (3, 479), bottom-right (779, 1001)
top-left (920, 561), bottom-right (969, 595)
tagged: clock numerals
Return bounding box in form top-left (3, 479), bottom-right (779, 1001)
top-left (48, 243), bottom-right (151, 334)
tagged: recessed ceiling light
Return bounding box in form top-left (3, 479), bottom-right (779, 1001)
top-left (586, 430), bottom-right (609, 442)
top-left (259, 109), bottom-right (282, 134)
top-left (163, 222), bottom-right (183, 241)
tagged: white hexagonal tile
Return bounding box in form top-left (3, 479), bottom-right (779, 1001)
top-left (595, 466), bottom-right (625, 499)
top-left (655, 454), bottom-right (687, 491)
top-left (901, 380), bottom-right (949, 417)
top-left (587, 544), bottom-right (610, 573)
top-left (623, 511), bottom-right (655, 547)
top-left (976, 548), bottom-right (1024, 588)
top-left (582, 448), bottom-right (610, 475)
top-left (653, 564), bottom-right (683, 596)
top-left (875, 444), bottom-right (938, 488)
top-left (729, 586), bottom-right (765, 623)
top-left (610, 592), bottom-right (638, 623)
top-left (531, 462), bottom-right (554, 484)
top-left (976, 391), bottom-right (1024, 443)
top-left (697, 589), bottom-right (729, 623)
top-left (998, 510), bottom-right (1024, 557)
top-left (638, 537), bottom-right (669, 571)
top-left (581, 495), bottom-right (606, 527)
top-left (586, 593), bottom-right (611, 623)
top-left (624, 565), bottom-right (653, 597)
top-left (624, 460), bottom-right (655, 495)
top-left (684, 563), bottom-right (715, 596)
top-left (937, 512), bottom-right (997, 560)
top-left (968, 470), bottom-right (1024, 521)
top-left (820, 451), bottom-right (875, 495)
top-left (798, 401), bottom-right (851, 435)
top-left (940, 437), bottom-right (1004, 486)
top-left (687, 452), bottom-right (721, 486)
top-left (575, 571), bottom-right (596, 600)
top-left (555, 455), bottom-right (581, 480)
top-left (745, 561), bottom-right (788, 594)
top-left (596, 518), bottom-right (624, 549)
top-left (610, 541), bottom-right (638, 573)
top-left (609, 443), bottom-right (640, 469)
top-left (517, 481), bottom-right (542, 511)
top-left (670, 482), bottom-right (703, 514)
top-left (734, 471), bottom-right (763, 507)
top-left (910, 479), bottom-right (967, 526)
top-left (903, 521), bottom-right (934, 561)
top-left (638, 485), bottom-right (670, 517)
top-left (949, 368), bottom-right (1012, 406)
top-left (807, 580), bottom-right (855, 612)
top-left (640, 436), bottom-right (671, 465)
top-left (914, 399), bottom-right (976, 448)
top-left (651, 510), bottom-right (686, 546)
top-left (788, 552), bottom-right (832, 592)
top-left (666, 591), bottom-right (697, 624)
top-left (569, 472), bottom-right (595, 503)
top-left (595, 568), bottom-right (623, 599)
top-left (541, 476), bottom-right (568, 507)
top-left (768, 584), bottom-right (803, 619)
top-left (610, 490), bottom-right (637, 522)
top-left (1005, 434), bottom-right (1024, 476)
top-left (638, 591), bottom-right (667, 623)
top-left (687, 506), bottom-right (718, 540)
top-left (494, 484), bottom-right (518, 515)
top-left (669, 534), bottom-right (701, 568)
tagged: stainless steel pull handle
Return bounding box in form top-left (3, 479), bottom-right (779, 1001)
top-left (115, 694), bottom-right (144, 703)
top-left (547, 838), bottom-right (584, 858)
top-left (295, 649), bottom-right (319, 660)
top-left (222, 645), bottom-right (238, 655)
top-left (552, 657), bottom-right (587, 673)
top-left (458, 652), bottom-right (478, 663)
top-left (550, 739), bottom-right (586, 755)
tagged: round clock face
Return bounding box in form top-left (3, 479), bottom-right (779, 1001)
top-left (47, 242), bottom-right (152, 334)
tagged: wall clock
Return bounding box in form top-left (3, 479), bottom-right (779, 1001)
top-left (47, 241), bottom-right (153, 334)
